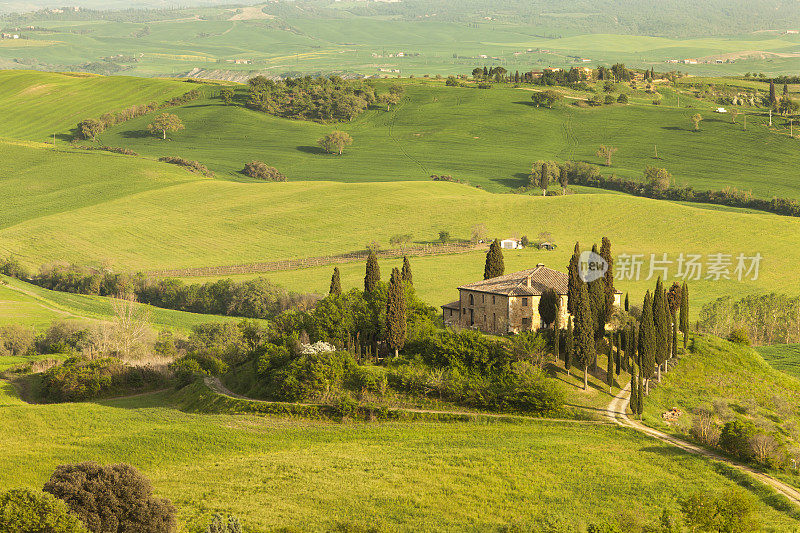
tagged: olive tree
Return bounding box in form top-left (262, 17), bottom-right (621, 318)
top-left (318, 130), bottom-right (353, 155)
top-left (147, 113), bottom-right (184, 140)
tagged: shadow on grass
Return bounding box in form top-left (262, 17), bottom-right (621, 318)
top-left (296, 145), bottom-right (329, 155)
top-left (118, 129), bottom-right (152, 139)
top-left (713, 462), bottom-right (800, 519)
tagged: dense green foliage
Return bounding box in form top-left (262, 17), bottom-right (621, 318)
top-left (0, 488), bottom-right (88, 533)
top-left (40, 357), bottom-right (169, 402)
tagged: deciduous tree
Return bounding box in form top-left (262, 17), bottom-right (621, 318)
top-left (147, 113), bottom-right (184, 140)
top-left (318, 130), bottom-right (353, 155)
top-left (596, 145), bottom-right (618, 166)
top-left (691, 113), bottom-right (703, 131)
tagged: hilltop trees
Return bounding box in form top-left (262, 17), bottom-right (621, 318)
top-left (364, 250), bottom-right (380, 293)
top-left (318, 131), bottom-right (353, 155)
top-left (484, 239), bottom-right (504, 279)
top-left (330, 267), bottom-right (341, 296)
top-left (385, 267), bottom-right (406, 357)
top-left (148, 113), bottom-right (184, 140)
top-left (596, 145), bottom-right (618, 166)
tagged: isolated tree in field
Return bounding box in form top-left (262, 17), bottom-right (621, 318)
top-left (78, 118), bottom-right (103, 140)
top-left (43, 462), bottom-right (177, 533)
top-left (596, 145), bottom-right (618, 166)
top-left (638, 290), bottom-right (656, 393)
top-left (379, 92), bottom-right (401, 111)
top-left (364, 250), bottom-right (380, 293)
top-left (680, 281), bottom-right (690, 352)
top-left (565, 316), bottom-right (574, 375)
top-left (385, 267), bottom-right (406, 357)
top-left (652, 278), bottom-right (670, 381)
top-left (220, 87), bottom-right (234, 105)
top-left (730, 108), bottom-right (740, 124)
top-left (574, 281), bottom-right (595, 390)
top-left (667, 282), bottom-right (682, 359)
top-left (690, 113), bottom-right (703, 131)
top-left (318, 130), bottom-right (353, 155)
top-left (778, 95), bottom-right (798, 116)
top-left (483, 239), bottom-right (505, 280)
top-left (567, 242), bottom-right (581, 315)
top-left (329, 267), bottom-right (342, 295)
top-left (530, 90), bottom-right (562, 108)
top-left (539, 288), bottom-right (559, 328)
top-left (438, 230), bottom-right (450, 244)
top-left (644, 166), bottom-right (672, 192)
top-left (401, 256), bottom-right (413, 285)
top-left (148, 113), bottom-right (184, 140)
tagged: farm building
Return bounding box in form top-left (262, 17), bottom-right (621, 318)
top-left (500, 238), bottom-right (522, 250)
top-left (537, 241), bottom-right (557, 250)
top-left (441, 265), bottom-right (622, 335)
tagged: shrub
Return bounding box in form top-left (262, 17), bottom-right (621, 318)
top-left (40, 357), bottom-right (168, 402)
top-left (617, 93), bottom-right (629, 104)
top-left (157, 156), bottom-right (214, 177)
top-left (500, 362), bottom-right (564, 414)
top-left (604, 94), bottom-right (616, 104)
top-left (256, 343), bottom-right (292, 377)
top-left (719, 419), bottom-right (758, 461)
top-left (0, 488), bottom-right (88, 533)
top-left (0, 255), bottom-right (30, 278)
top-left (680, 490), bottom-right (758, 533)
top-left (206, 513), bottom-right (242, 533)
top-left (349, 365), bottom-right (388, 396)
top-left (0, 324), bottom-right (35, 356)
top-left (37, 321), bottom-right (93, 354)
top-left (170, 352), bottom-right (228, 387)
top-left (242, 161), bottom-right (287, 181)
top-left (727, 328), bottom-right (750, 345)
top-left (43, 462), bottom-right (177, 533)
top-left (277, 350), bottom-right (356, 402)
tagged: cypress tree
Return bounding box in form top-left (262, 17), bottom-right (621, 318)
top-left (667, 282), bottom-right (682, 360)
top-left (624, 292), bottom-right (629, 312)
top-left (483, 239), bottom-right (505, 280)
top-left (567, 242), bottom-right (581, 315)
top-left (600, 236), bottom-right (615, 321)
top-left (565, 316), bottom-right (574, 376)
top-left (784, 82), bottom-right (789, 96)
top-left (385, 267), bottom-right (406, 358)
top-left (329, 267), bottom-right (342, 295)
top-left (606, 336), bottom-right (614, 391)
top-left (615, 331), bottom-right (622, 376)
top-left (680, 282), bottom-right (690, 352)
top-left (770, 80), bottom-right (777, 104)
top-left (652, 278), bottom-right (670, 381)
top-left (401, 256), bottom-right (413, 285)
top-left (574, 281), bottom-right (595, 390)
top-left (639, 291), bottom-right (656, 394)
top-left (364, 251), bottom-right (380, 293)
top-left (553, 321), bottom-right (560, 362)
top-left (631, 362), bottom-right (639, 416)
top-left (588, 244), bottom-right (607, 341)
top-left (636, 365), bottom-right (644, 416)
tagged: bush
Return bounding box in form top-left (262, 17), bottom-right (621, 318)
top-left (170, 352), bottom-right (228, 387)
top-left (617, 93), bottom-right (629, 104)
top-left (0, 488), bottom-right (88, 533)
top-left (157, 156), bottom-right (214, 177)
top-left (727, 328), bottom-right (750, 345)
top-left (604, 94), bottom-right (616, 104)
top-left (206, 513), bottom-right (242, 533)
top-left (0, 255), bottom-right (30, 278)
top-left (0, 324), bottom-right (35, 356)
top-left (681, 490), bottom-right (758, 533)
top-left (719, 419), bottom-right (758, 461)
top-left (43, 462), bottom-right (177, 533)
top-left (242, 161), bottom-right (287, 182)
top-left (277, 350), bottom-right (356, 402)
top-left (37, 321), bottom-right (93, 354)
top-left (40, 357), bottom-right (169, 402)
top-left (500, 362), bottom-right (564, 414)
top-left (349, 365), bottom-right (388, 396)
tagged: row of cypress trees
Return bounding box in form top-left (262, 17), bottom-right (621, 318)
top-left (328, 251), bottom-right (413, 358)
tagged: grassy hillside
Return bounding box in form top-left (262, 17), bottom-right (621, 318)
top-left (91, 81), bottom-right (800, 199)
top-left (1, 381), bottom-right (798, 531)
top-left (758, 344), bottom-right (800, 380)
top-left (0, 70), bottom-right (190, 141)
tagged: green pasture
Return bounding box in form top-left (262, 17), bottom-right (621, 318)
top-left (757, 344), bottom-right (800, 380)
top-left (0, 381), bottom-right (798, 531)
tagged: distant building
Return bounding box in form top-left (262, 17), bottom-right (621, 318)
top-left (715, 107), bottom-right (728, 113)
top-left (500, 238), bottom-right (522, 250)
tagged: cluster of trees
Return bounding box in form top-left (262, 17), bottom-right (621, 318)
top-left (246, 76), bottom-right (403, 122)
top-left (242, 160), bottom-right (287, 181)
top-left (767, 80), bottom-right (799, 116)
top-left (0, 462), bottom-right (176, 532)
top-left (75, 89), bottom-right (200, 140)
top-left (521, 158), bottom-right (800, 218)
top-left (698, 293), bottom-right (800, 345)
top-left (25, 263), bottom-right (317, 320)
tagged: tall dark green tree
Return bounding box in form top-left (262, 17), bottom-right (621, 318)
top-left (483, 239), bottom-right (505, 280)
top-left (539, 288), bottom-right (559, 328)
top-left (385, 267), bottom-right (406, 357)
top-left (680, 281), bottom-right (690, 352)
top-left (600, 236), bottom-right (616, 321)
top-left (630, 362), bottom-right (640, 417)
top-left (588, 244), bottom-right (608, 341)
top-left (615, 331), bottom-right (622, 376)
top-left (565, 316), bottom-right (574, 376)
top-left (639, 290), bottom-right (656, 394)
top-left (574, 281), bottom-right (596, 390)
top-left (567, 242), bottom-right (581, 315)
top-left (606, 336), bottom-right (615, 391)
top-left (770, 80), bottom-right (777, 105)
top-left (401, 256), bottom-right (413, 285)
top-left (553, 320), bottom-right (560, 361)
top-left (652, 278), bottom-right (670, 381)
top-left (667, 282), bottom-right (682, 360)
top-left (624, 292), bottom-right (629, 312)
top-left (364, 250), bottom-right (380, 293)
top-left (636, 364), bottom-right (644, 416)
top-left (330, 267), bottom-right (342, 295)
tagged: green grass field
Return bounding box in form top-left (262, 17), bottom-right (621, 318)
top-left (1, 380), bottom-right (799, 531)
top-left (758, 344), bottom-right (800, 380)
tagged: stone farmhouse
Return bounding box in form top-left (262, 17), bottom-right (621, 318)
top-left (441, 264), bottom-right (621, 335)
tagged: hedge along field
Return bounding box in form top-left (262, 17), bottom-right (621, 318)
top-left (1, 384), bottom-right (798, 531)
top-left (93, 79), bottom-right (800, 198)
top-left (1, 173), bottom-right (796, 312)
top-left (0, 70), bottom-right (191, 141)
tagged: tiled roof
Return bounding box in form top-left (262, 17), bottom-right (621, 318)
top-left (441, 300), bottom-right (461, 310)
top-left (458, 265), bottom-right (568, 296)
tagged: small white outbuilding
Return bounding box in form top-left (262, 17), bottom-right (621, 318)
top-left (500, 239), bottom-right (522, 250)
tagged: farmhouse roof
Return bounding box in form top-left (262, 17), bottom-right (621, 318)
top-left (441, 300), bottom-right (461, 310)
top-left (458, 265), bottom-right (568, 296)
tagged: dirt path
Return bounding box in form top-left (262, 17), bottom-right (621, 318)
top-left (606, 382), bottom-right (800, 506)
top-left (203, 376), bottom-right (608, 424)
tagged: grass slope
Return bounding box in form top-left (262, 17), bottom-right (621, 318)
top-left (90, 80), bottom-right (800, 199)
top-left (758, 344), bottom-right (800, 380)
top-left (1, 381), bottom-right (798, 531)
top-left (0, 70), bottom-right (190, 141)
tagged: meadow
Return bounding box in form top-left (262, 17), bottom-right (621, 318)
top-left (2, 380), bottom-right (799, 531)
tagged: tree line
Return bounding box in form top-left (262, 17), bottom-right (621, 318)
top-left (698, 293), bottom-right (800, 346)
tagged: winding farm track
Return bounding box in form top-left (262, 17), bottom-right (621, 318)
top-left (606, 382), bottom-right (800, 506)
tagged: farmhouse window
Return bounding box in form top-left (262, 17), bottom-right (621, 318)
top-left (522, 297), bottom-right (528, 306)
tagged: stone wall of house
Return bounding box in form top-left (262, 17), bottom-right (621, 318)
top-left (458, 290), bottom-right (509, 334)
